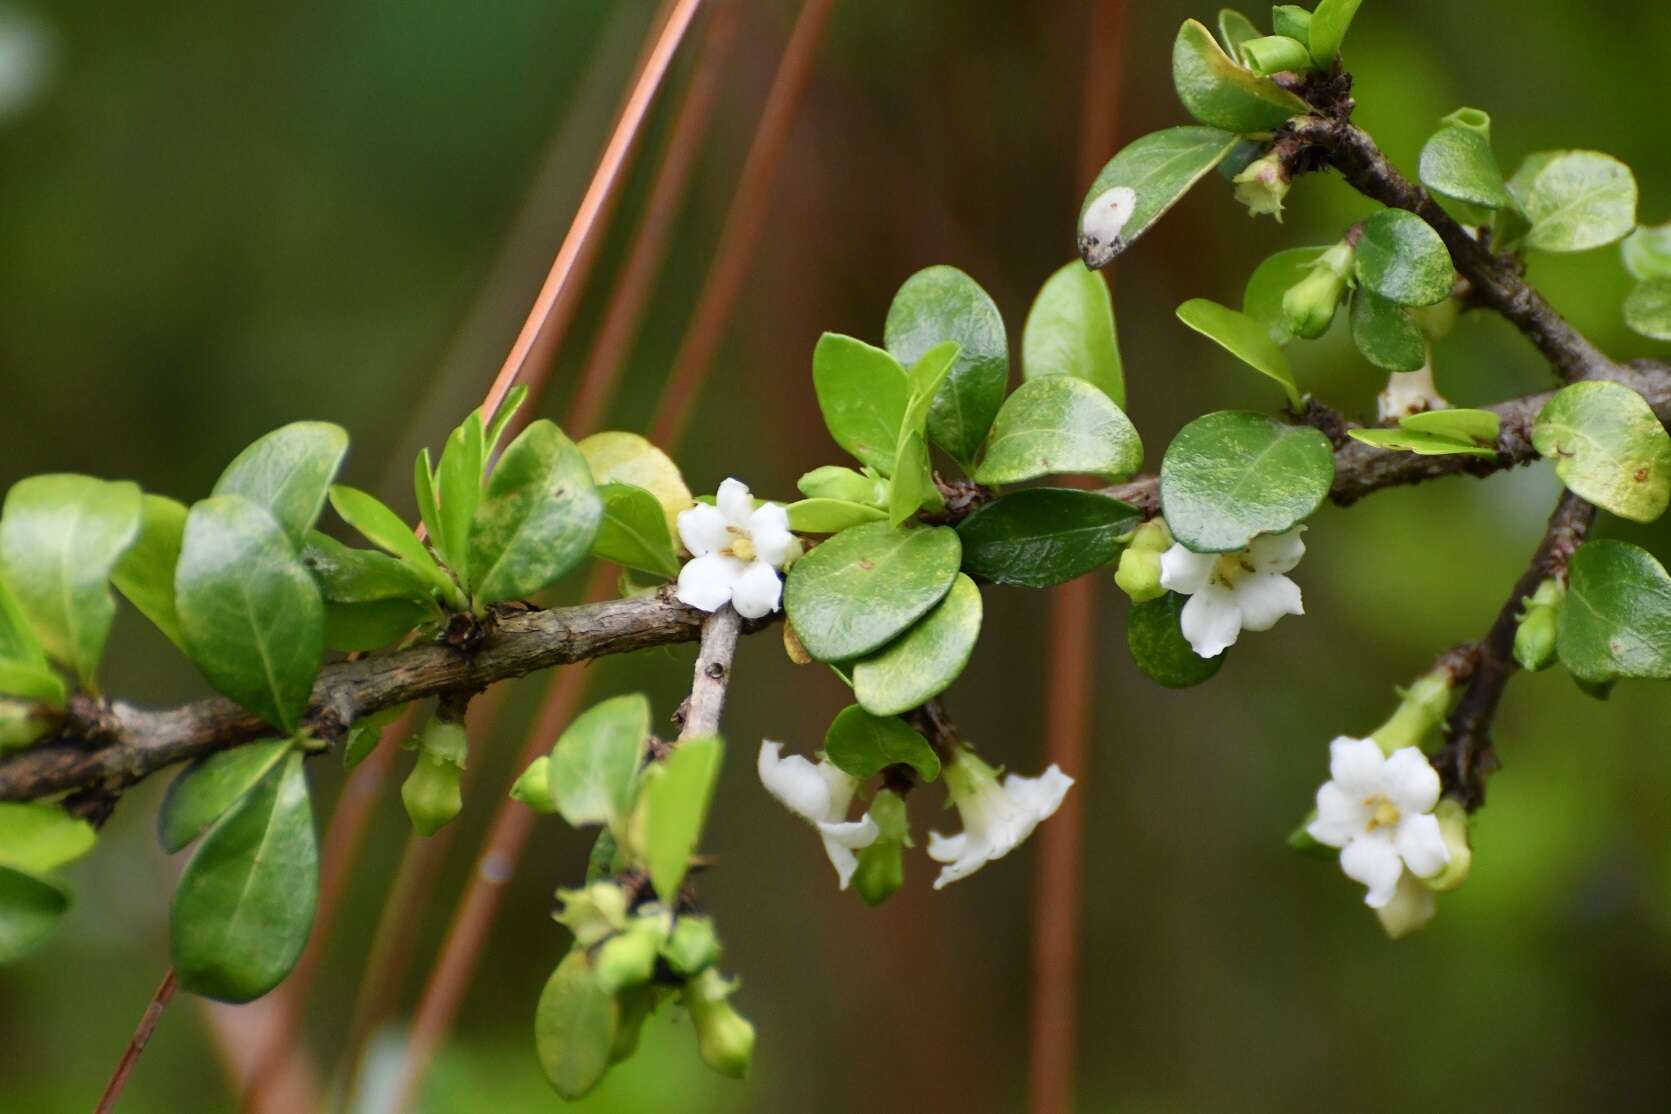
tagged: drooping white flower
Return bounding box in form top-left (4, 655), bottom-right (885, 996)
top-left (1377, 358), bottom-right (1450, 420)
top-left (1306, 737), bottom-right (1450, 908)
top-left (756, 742), bottom-right (879, 890)
top-left (1158, 527), bottom-right (1306, 659)
top-left (927, 748), bottom-right (1073, 890)
top-left (676, 478), bottom-right (795, 620)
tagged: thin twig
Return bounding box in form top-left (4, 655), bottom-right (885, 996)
top-left (95, 968), bottom-right (177, 1114)
top-left (676, 605), bottom-right (743, 740)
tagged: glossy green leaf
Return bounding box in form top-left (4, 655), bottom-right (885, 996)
top-left (176, 496), bottom-right (324, 733)
top-left (1022, 262), bottom-right (1125, 406)
top-left (1622, 223), bottom-right (1671, 281)
top-left (888, 432), bottom-right (939, 528)
top-left (414, 448), bottom-right (443, 555)
top-left (1270, 5), bottom-right (1311, 42)
top-left (1346, 427), bottom-right (1495, 458)
top-left (786, 498), bottom-right (886, 534)
top-left (435, 414), bottom-right (485, 582)
top-left (212, 422), bottom-right (348, 547)
top-left (1243, 246), bottom-right (1328, 346)
top-left (343, 706), bottom-right (402, 770)
top-left (1216, 8), bottom-right (1261, 55)
top-left (0, 867), bottom-right (68, 964)
top-left (1418, 117), bottom-right (1511, 211)
top-left (1508, 150), bottom-right (1638, 253)
top-left (1307, 0), bottom-right (1363, 63)
top-left (0, 571), bottom-right (44, 667)
top-left (112, 494), bottom-right (190, 652)
top-left (327, 485), bottom-right (456, 602)
top-left (549, 693), bottom-right (649, 831)
top-left (1238, 34), bottom-right (1310, 75)
top-left (1350, 290), bottom-right (1427, 371)
top-left (1160, 411), bottom-right (1334, 553)
top-left (629, 735), bottom-right (722, 901)
top-left (1402, 408), bottom-right (1500, 444)
top-left (956, 489), bottom-right (1139, 587)
top-left (536, 949), bottom-right (619, 1100)
top-left (812, 333), bottom-right (910, 475)
top-left (1558, 540), bottom-right (1671, 683)
top-left (974, 376), bottom-right (1142, 484)
top-left (784, 522), bottom-right (961, 662)
top-left (884, 266), bottom-right (1010, 467)
top-left (823, 705), bottom-right (940, 781)
top-left (0, 474), bottom-right (142, 686)
top-left (852, 574), bottom-right (981, 716)
top-left (1354, 210), bottom-right (1453, 307)
top-left (300, 530), bottom-right (436, 606)
top-left (1175, 298), bottom-right (1302, 408)
top-left (157, 738), bottom-right (291, 854)
top-left (323, 599), bottom-right (433, 652)
top-left (1127, 592), bottom-right (1224, 688)
top-left (171, 751), bottom-right (318, 1002)
top-left (901, 342), bottom-right (960, 434)
top-left (1172, 19), bottom-right (1309, 134)
top-left (1078, 126), bottom-right (1240, 266)
top-left (1531, 381), bottom-right (1671, 523)
top-left (0, 803), bottom-right (96, 875)
top-left (484, 384), bottom-right (529, 459)
top-left (578, 432), bottom-right (692, 538)
top-left (592, 484), bottom-right (680, 579)
top-left (0, 660), bottom-right (64, 705)
top-left (469, 420), bottom-right (603, 606)
top-left (1624, 277), bottom-right (1671, 341)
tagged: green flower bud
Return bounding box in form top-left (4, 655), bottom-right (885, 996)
top-left (1423, 799), bottom-right (1472, 892)
top-left (401, 753), bottom-right (462, 836)
top-left (1513, 578), bottom-right (1563, 673)
top-left (555, 881), bottom-right (630, 946)
top-left (1114, 546), bottom-right (1165, 604)
top-left (595, 914), bottom-right (669, 993)
top-left (1232, 152), bottom-right (1290, 221)
top-left (1238, 34), bottom-right (1311, 76)
top-left (662, 915), bottom-right (721, 977)
top-left (0, 698), bottom-right (52, 752)
top-left (1281, 241), bottom-right (1354, 340)
top-left (853, 839), bottom-right (905, 906)
top-left (1369, 666), bottom-right (1455, 755)
top-left (419, 718), bottom-right (469, 768)
top-left (797, 465), bottom-right (887, 508)
top-left (510, 756), bottom-right (558, 812)
top-left (610, 984), bottom-right (660, 1064)
top-left (684, 969), bottom-right (755, 1080)
top-left (1126, 518), bottom-right (1173, 553)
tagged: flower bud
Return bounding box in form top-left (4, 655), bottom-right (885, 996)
top-left (0, 698), bottom-right (52, 752)
top-left (1113, 546), bottom-right (1165, 603)
top-left (595, 915), bottom-right (668, 993)
top-left (797, 465), bottom-right (885, 508)
top-left (1232, 152), bottom-right (1290, 221)
top-left (1239, 34), bottom-right (1311, 76)
top-left (610, 985), bottom-right (660, 1064)
top-left (555, 881), bottom-right (630, 946)
top-left (510, 756), bottom-right (558, 812)
top-left (1423, 799), bottom-right (1472, 892)
top-left (1513, 578), bottom-right (1563, 673)
top-left (684, 969), bottom-right (755, 1080)
top-left (662, 914), bottom-right (721, 976)
top-left (401, 753), bottom-right (462, 836)
top-left (1281, 241), bottom-right (1354, 339)
top-left (853, 839), bottom-right (905, 906)
top-left (1375, 870), bottom-right (1438, 939)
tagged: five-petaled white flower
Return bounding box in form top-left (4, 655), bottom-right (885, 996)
top-left (1158, 527), bottom-right (1306, 659)
top-left (676, 478), bottom-right (795, 620)
top-left (1306, 737), bottom-right (1450, 908)
top-left (757, 742), bottom-right (879, 890)
top-left (927, 748), bottom-right (1073, 889)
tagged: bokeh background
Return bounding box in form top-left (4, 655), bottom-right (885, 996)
top-left (4, 1), bottom-right (1671, 1111)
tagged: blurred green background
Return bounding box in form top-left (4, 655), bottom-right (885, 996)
top-left (4, 1), bottom-right (1671, 1110)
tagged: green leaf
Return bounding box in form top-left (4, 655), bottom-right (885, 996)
top-left (536, 950), bottom-right (619, 1100)
top-left (0, 571), bottom-right (45, 667)
top-left (1175, 298), bottom-right (1303, 408)
top-left (812, 333), bottom-right (911, 475)
top-left (592, 484), bottom-right (680, 579)
top-left (1307, 0), bottom-right (1363, 63)
top-left (1558, 540), bottom-right (1671, 683)
top-left (823, 705), bottom-right (940, 781)
top-left (1624, 277), bottom-right (1671, 342)
top-left (0, 866), bottom-right (69, 965)
top-left (884, 267), bottom-right (1010, 467)
top-left (628, 736), bottom-right (723, 901)
top-left (157, 738), bottom-right (292, 854)
top-left (1216, 9), bottom-right (1262, 55)
top-left (1346, 427), bottom-right (1495, 458)
top-left (343, 706), bottom-right (401, 770)
top-left (852, 574), bottom-right (982, 716)
top-left (1508, 150), bottom-right (1638, 253)
top-left (1127, 592), bottom-right (1224, 688)
top-left (0, 475), bottom-right (142, 686)
top-left (786, 499), bottom-right (886, 534)
top-left (956, 489), bottom-right (1140, 588)
top-left (484, 384), bottom-right (529, 459)
top-left (1418, 115), bottom-right (1511, 211)
top-left (171, 751), bottom-right (318, 1002)
top-left (1531, 381), bottom-right (1671, 523)
top-left (176, 496), bottom-right (324, 734)
top-left (1172, 19), bottom-right (1309, 134)
top-left (1402, 408), bottom-right (1500, 444)
top-left (797, 466), bottom-right (884, 506)
top-left (900, 342), bottom-right (961, 435)
top-left (1238, 34), bottom-right (1311, 75)
top-left (1354, 210), bottom-right (1454, 307)
top-left (784, 522), bottom-right (961, 662)
top-left (1243, 246), bottom-right (1328, 346)
top-left (112, 494), bottom-right (190, 652)
top-left (323, 599), bottom-right (433, 652)
top-left (577, 432), bottom-right (693, 538)
top-left (300, 530), bottom-right (436, 605)
top-left (1160, 411), bottom-right (1335, 552)
top-left (327, 485), bottom-right (456, 604)
top-left (1350, 290), bottom-right (1428, 371)
top-left (1622, 223), bottom-right (1671, 281)
top-left (888, 432), bottom-right (939, 528)
top-left (0, 803), bottom-right (96, 875)
top-left (974, 377), bottom-right (1143, 485)
top-left (0, 660), bottom-right (64, 705)
top-left (435, 414), bottom-right (485, 582)
top-left (212, 422), bottom-right (349, 547)
top-left (1270, 5), bottom-right (1311, 43)
top-left (468, 420), bottom-right (602, 606)
top-left (414, 448), bottom-right (443, 555)
top-left (549, 694), bottom-right (649, 831)
top-left (1022, 262), bottom-right (1125, 406)
top-left (1078, 126), bottom-right (1240, 266)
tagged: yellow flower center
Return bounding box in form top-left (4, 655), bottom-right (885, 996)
top-left (1366, 797), bottom-right (1401, 832)
top-left (1210, 553), bottom-right (1257, 588)
top-left (728, 533), bottom-right (757, 562)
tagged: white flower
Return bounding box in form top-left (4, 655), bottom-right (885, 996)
top-left (927, 749), bottom-right (1073, 890)
top-left (1377, 358), bottom-right (1449, 420)
top-left (1375, 869), bottom-right (1438, 939)
top-left (1306, 737), bottom-right (1450, 908)
top-left (676, 478), bottom-right (795, 620)
top-left (756, 742), bottom-right (879, 890)
top-left (1158, 527), bottom-right (1306, 659)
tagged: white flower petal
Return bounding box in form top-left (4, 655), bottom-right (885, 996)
top-left (676, 553), bottom-right (744, 613)
top-left (756, 741), bottom-right (832, 824)
top-left (729, 560), bottom-right (783, 619)
top-left (1382, 747), bottom-right (1442, 815)
top-left (1393, 811), bottom-right (1450, 879)
top-left (1246, 527), bottom-right (1306, 574)
top-left (925, 830), bottom-right (968, 864)
top-left (816, 761), bottom-right (858, 818)
top-left (1327, 736), bottom-right (1386, 797)
top-left (1308, 782), bottom-right (1371, 847)
top-left (931, 853), bottom-right (990, 890)
top-left (1178, 582), bottom-right (1242, 658)
top-left (817, 815), bottom-right (880, 850)
top-left (716, 477), bottom-right (754, 527)
top-left (1158, 544), bottom-right (1215, 595)
top-left (749, 507), bottom-right (795, 568)
top-left (676, 502), bottom-right (731, 558)
top-left (1231, 572), bottom-right (1303, 632)
top-left (1340, 833), bottom-right (1403, 908)
top-left (1375, 870), bottom-right (1438, 939)
top-left (1003, 765), bottom-right (1074, 825)
top-left (820, 838), bottom-right (862, 891)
